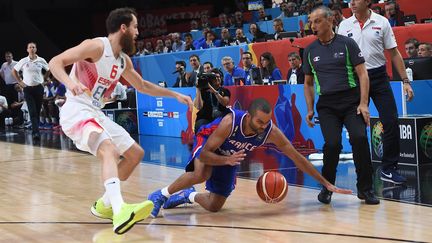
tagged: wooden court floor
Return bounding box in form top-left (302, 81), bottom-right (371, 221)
top-left (0, 141), bottom-right (431, 243)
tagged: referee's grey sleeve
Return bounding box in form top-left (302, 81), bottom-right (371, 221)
top-left (302, 48), bottom-right (312, 75)
top-left (346, 38), bottom-right (365, 67)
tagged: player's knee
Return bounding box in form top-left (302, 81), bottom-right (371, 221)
top-left (98, 140), bottom-right (120, 159)
top-left (207, 203), bottom-right (223, 212)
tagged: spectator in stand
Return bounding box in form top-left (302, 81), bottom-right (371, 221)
top-left (154, 39), bottom-right (165, 54)
top-left (385, 1), bottom-right (404, 27)
top-left (300, 0), bottom-right (316, 15)
top-left (278, 2), bottom-right (297, 19)
top-left (0, 94), bottom-right (9, 128)
top-left (222, 56), bottom-right (247, 86)
top-left (234, 28), bottom-right (250, 45)
top-left (10, 84), bottom-right (25, 127)
top-left (272, 18), bottom-right (286, 40)
top-left (199, 31), bottom-right (221, 49)
top-left (12, 42), bottom-right (50, 140)
top-left (53, 78), bottom-right (66, 108)
top-left (220, 28), bottom-right (235, 46)
top-left (134, 39), bottom-right (145, 56)
top-left (184, 33), bottom-right (196, 51)
top-left (249, 23), bottom-right (267, 42)
top-left (303, 14), bottom-right (313, 36)
top-left (200, 14), bottom-right (212, 29)
top-left (418, 43), bottom-right (432, 57)
top-left (187, 54), bottom-right (205, 86)
top-left (286, 52), bottom-right (304, 84)
top-left (144, 41), bottom-right (154, 55)
top-left (194, 27), bottom-right (211, 49)
top-left (233, 11), bottom-right (246, 28)
top-left (163, 39), bottom-right (173, 53)
top-left (260, 52), bottom-right (282, 83)
top-left (104, 82), bottom-right (128, 109)
top-left (173, 61), bottom-right (193, 87)
top-left (40, 79), bottom-right (55, 129)
top-left (405, 38), bottom-right (419, 58)
top-left (258, 7), bottom-right (272, 21)
top-left (190, 20), bottom-right (199, 30)
top-left (203, 62), bottom-right (214, 73)
top-left (242, 51), bottom-right (257, 85)
top-left (272, 0), bottom-right (281, 8)
top-left (372, 6), bottom-right (384, 16)
top-left (218, 13), bottom-right (232, 28)
top-left (172, 33), bottom-right (186, 52)
top-left (331, 5), bottom-right (345, 33)
top-left (0, 51), bottom-right (19, 107)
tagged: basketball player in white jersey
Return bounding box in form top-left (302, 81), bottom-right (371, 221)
top-left (49, 8), bottom-right (193, 234)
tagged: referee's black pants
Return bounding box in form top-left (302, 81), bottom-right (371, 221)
top-left (368, 66), bottom-right (399, 171)
top-left (317, 88), bottom-right (373, 192)
top-left (24, 84), bottom-right (44, 135)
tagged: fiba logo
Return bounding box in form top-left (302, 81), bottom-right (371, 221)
top-left (419, 122), bottom-right (432, 159)
top-left (372, 121), bottom-right (384, 158)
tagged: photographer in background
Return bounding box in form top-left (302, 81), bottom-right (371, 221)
top-left (173, 61), bottom-right (193, 87)
top-left (194, 68), bottom-right (230, 133)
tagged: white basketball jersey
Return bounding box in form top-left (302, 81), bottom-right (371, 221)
top-left (67, 37), bottom-right (127, 108)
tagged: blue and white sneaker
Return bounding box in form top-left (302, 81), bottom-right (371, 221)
top-left (163, 187), bottom-right (196, 209)
top-left (381, 167), bottom-right (407, 184)
top-left (147, 189), bottom-right (168, 218)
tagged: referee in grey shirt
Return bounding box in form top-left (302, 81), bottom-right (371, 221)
top-left (304, 6), bottom-right (379, 205)
top-left (338, 0), bottom-right (414, 184)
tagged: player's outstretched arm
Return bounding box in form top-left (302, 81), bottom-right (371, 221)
top-left (49, 39), bottom-right (104, 96)
top-left (121, 56), bottom-right (193, 110)
top-left (200, 114), bottom-right (246, 166)
top-left (266, 126), bottom-right (352, 195)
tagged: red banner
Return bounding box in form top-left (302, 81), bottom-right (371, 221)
top-left (92, 5), bottom-right (214, 38)
top-left (137, 5), bottom-right (214, 36)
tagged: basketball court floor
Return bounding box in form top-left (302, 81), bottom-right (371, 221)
top-left (0, 128), bottom-right (431, 242)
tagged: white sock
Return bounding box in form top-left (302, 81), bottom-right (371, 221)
top-left (101, 192), bottom-right (111, 207)
top-left (161, 187), bottom-right (171, 197)
top-left (188, 192), bottom-right (197, 203)
top-left (104, 177), bottom-right (124, 214)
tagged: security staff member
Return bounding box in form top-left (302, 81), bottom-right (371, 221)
top-left (304, 6), bottom-right (379, 205)
top-left (338, 0), bottom-right (414, 184)
top-left (194, 68), bottom-right (230, 133)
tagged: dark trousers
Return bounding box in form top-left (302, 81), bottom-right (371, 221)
top-left (368, 66), bottom-right (399, 170)
top-left (24, 84), bottom-right (44, 135)
top-left (4, 84), bottom-right (18, 104)
top-left (317, 88), bottom-right (373, 192)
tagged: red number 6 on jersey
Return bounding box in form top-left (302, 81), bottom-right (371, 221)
top-left (110, 65), bottom-right (118, 79)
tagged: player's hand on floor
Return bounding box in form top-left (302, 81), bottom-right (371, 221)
top-left (325, 184), bottom-right (353, 195)
top-left (226, 149), bottom-right (246, 166)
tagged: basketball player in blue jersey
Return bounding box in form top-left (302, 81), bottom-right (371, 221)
top-left (147, 98), bottom-right (352, 217)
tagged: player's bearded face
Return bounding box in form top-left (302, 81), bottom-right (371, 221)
top-left (121, 29), bottom-right (136, 55)
top-left (249, 117), bottom-right (265, 134)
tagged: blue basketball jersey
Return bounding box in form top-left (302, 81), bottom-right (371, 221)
top-left (215, 108), bottom-right (273, 156)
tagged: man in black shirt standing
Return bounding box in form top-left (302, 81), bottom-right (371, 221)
top-left (303, 6), bottom-right (379, 205)
top-left (194, 68), bottom-right (230, 133)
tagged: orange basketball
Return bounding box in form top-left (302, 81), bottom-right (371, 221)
top-left (256, 171), bottom-right (288, 203)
